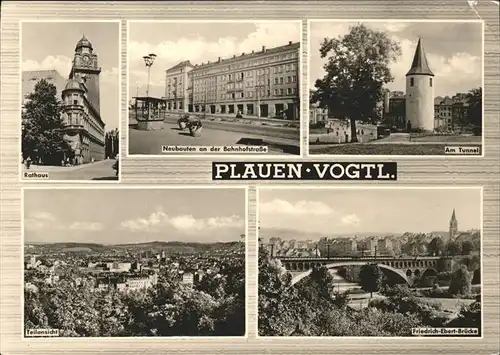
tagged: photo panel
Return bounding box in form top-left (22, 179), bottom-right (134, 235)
top-left (23, 186), bottom-right (247, 338)
top-left (20, 21), bottom-right (121, 182)
top-left (258, 186), bottom-right (482, 337)
top-left (127, 20), bottom-right (302, 157)
top-left (307, 20), bottom-right (484, 157)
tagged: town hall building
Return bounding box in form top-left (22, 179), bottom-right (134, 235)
top-left (22, 35), bottom-right (106, 165)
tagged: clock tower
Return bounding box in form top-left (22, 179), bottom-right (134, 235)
top-left (69, 35), bottom-right (101, 113)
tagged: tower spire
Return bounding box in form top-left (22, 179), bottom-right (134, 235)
top-left (406, 37), bottom-right (434, 76)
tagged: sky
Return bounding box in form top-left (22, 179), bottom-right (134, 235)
top-left (22, 22), bottom-right (120, 130)
top-left (309, 21), bottom-right (483, 97)
top-left (259, 188), bottom-right (481, 238)
top-left (128, 21), bottom-right (301, 100)
top-left (24, 188), bottom-right (246, 244)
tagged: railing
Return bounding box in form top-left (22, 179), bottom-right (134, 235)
top-left (276, 255), bottom-right (445, 261)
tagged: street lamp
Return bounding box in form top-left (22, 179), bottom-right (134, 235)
top-left (143, 53), bottom-right (157, 98)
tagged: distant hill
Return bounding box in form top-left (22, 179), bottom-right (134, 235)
top-left (25, 240), bottom-right (243, 254)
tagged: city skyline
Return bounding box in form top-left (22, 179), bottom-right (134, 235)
top-left (128, 21), bottom-right (301, 100)
top-left (259, 188), bottom-right (481, 238)
top-left (309, 21), bottom-right (483, 98)
top-left (24, 188), bottom-right (246, 244)
top-left (21, 21), bottom-right (120, 130)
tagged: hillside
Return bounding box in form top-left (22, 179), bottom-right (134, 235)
top-left (26, 241), bottom-right (244, 254)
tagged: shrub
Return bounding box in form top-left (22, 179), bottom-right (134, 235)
top-left (448, 265), bottom-right (473, 297)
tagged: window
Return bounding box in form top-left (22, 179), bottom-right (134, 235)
top-left (430, 78), bottom-right (433, 87)
top-left (267, 90), bottom-right (270, 96)
top-left (287, 88), bottom-right (292, 95)
top-left (279, 77), bottom-right (283, 84)
top-left (287, 76), bottom-right (291, 83)
top-left (292, 75), bottom-right (297, 83)
top-left (280, 88), bottom-right (284, 95)
top-left (274, 89), bottom-right (278, 95)
top-left (274, 78), bottom-right (278, 84)
top-left (73, 99), bottom-right (78, 105)
top-left (410, 77), bottom-right (414, 87)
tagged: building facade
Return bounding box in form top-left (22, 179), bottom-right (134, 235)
top-left (61, 35), bottom-right (106, 164)
top-left (165, 41), bottom-right (300, 120)
top-left (165, 60), bottom-right (193, 112)
top-left (383, 90), bottom-right (406, 130)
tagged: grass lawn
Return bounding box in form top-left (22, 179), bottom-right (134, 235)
top-left (310, 144), bottom-right (482, 155)
top-left (411, 135), bottom-right (482, 143)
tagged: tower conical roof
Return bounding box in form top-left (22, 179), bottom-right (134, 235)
top-left (406, 38), bottom-right (434, 76)
top-left (451, 208), bottom-right (457, 222)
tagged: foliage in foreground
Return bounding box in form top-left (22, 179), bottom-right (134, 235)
top-left (25, 259), bottom-right (245, 337)
top-left (258, 248), bottom-right (481, 336)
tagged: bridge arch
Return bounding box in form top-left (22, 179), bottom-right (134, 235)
top-left (290, 261), bottom-right (411, 286)
top-left (421, 268), bottom-right (438, 278)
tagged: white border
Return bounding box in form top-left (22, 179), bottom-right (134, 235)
top-left (255, 185), bottom-right (484, 339)
top-left (21, 185), bottom-right (249, 340)
top-left (125, 19), bottom-right (304, 158)
top-left (18, 20), bottom-right (122, 183)
top-left (305, 19), bottom-right (485, 159)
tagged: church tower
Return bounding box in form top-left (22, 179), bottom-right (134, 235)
top-left (449, 208), bottom-right (458, 239)
top-left (69, 35), bottom-right (102, 114)
top-left (405, 38), bottom-right (435, 132)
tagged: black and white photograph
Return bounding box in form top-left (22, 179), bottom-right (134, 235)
top-left (23, 187), bottom-right (246, 337)
top-left (258, 187), bottom-right (482, 337)
top-left (21, 21), bottom-right (120, 181)
top-left (308, 20), bottom-right (483, 156)
top-left (127, 21), bottom-right (301, 156)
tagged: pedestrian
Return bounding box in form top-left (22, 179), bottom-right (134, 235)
top-left (61, 159), bottom-right (65, 167)
top-left (26, 156), bottom-right (31, 169)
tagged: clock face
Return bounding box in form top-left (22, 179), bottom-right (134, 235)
top-left (82, 55), bottom-right (90, 66)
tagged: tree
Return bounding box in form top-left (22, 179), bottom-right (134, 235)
top-left (258, 247), bottom-right (302, 336)
top-left (311, 24), bottom-right (401, 142)
top-left (466, 87), bottom-right (482, 135)
top-left (428, 237), bottom-right (445, 256)
top-left (359, 263), bottom-right (383, 298)
top-left (22, 79), bottom-right (70, 165)
top-left (461, 240), bottom-right (474, 255)
top-left (446, 240), bottom-right (462, 256)
top-left (105, 128), bottom-right (119, 159)
top-left (448, 265), bottom-right (473, 296)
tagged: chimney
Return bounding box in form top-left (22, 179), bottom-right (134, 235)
top-left (242, 52), bottom-right (245, 56)
top-left (262, 45), bottom-right (266, 52)
top-left (208, 60), bottom-right (210, 64)
top-left (218, 56), bottom-right (221, 62)
top-left (233, 54), bottom-right (236, 58)
top-left (289, 41), bottom-right (292, 45)
top-left (252, 50), bottom-right (254, 54)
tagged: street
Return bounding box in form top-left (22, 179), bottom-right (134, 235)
top-left (128, 121), bottom-right (299, 155)
top-left (22, 159), bottom-right (118, 181)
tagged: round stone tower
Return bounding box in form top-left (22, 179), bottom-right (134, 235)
top-left (405, 38), bottom-right (435, 132)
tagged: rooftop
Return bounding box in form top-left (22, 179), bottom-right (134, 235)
top-left (168, 41), bottom-right (300, 72)
top-left (406, 38), bottom-right (434, 77)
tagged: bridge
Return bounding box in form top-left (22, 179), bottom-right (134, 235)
top-left (276, 256), bottom-right (453, 286)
